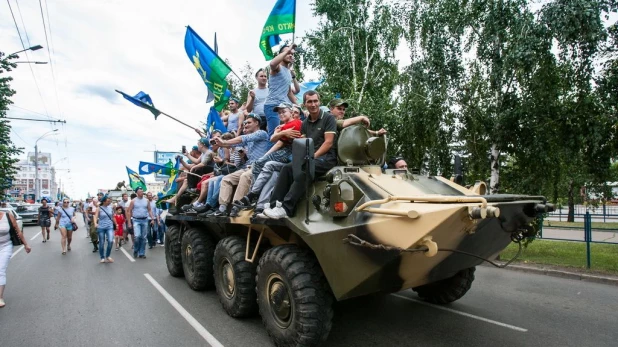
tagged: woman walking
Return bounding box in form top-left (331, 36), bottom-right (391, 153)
top-left (54, 199), bottom-right (76, 255)
top-left (38, 199), bottom-right (53, 242)
top-left (93, 195), bottom-right (117, 263)
top-left (0, 209), bottom-right (32, 308)
top-left (113, 206), bottom-right (125, 251)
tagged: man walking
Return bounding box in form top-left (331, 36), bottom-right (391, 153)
top-left (126, 187), bottom-right (154, 259)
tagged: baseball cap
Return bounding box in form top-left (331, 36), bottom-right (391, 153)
top-left (191, 145), bottom-right (199, 151)
top-left (273, 102), bottom-right (293, 112)
top-left (199, 137), bottom-right (209, 145)
top-left (328, 98), bottom-right (349, 109)
top-left (245, 113), bottom-right (262, 124)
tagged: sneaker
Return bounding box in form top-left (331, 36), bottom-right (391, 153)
top-left (194, 204), bottom-right (211, 213)
top-left (232, 196), bottom-right (256, 210)
top-left (193, 201), bottom-right (204, 208)
top-left (133, 252), bottom-right (138, 258)
top-left (213, 209), bottom-right (228, 217)
top-left (181, 204), bottom-right (194, 212)
top-left (263, 202), bottom-right (288, 220)
top-left (255, 212), bottom-right (270, 219)
top-left (229, 206), bottom-right (240, 217)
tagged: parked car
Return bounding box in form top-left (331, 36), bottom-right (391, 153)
top-left (19, 204), bottom-right (41, 225)
top-left (0, 207), bottom-right (24, 231)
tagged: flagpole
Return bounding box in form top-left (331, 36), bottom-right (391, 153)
top-left (292, 0), bottom-right (297, 43)
top-left (159, 111), bottom-right (197, 130)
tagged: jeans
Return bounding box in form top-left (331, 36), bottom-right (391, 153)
top-left (157, 222), bottom-right (166, 243)
top-left (251, 148), bottom-right (292, 182)
top-left (264, 104), bottom-right (281, 142)
top-left (147, 220), bottom-right (158, 248)
top-left (97, 227), bottom-right (114, 259)
top-left (252, 161), bottom-right (285, 195)
top-left (132, 219), bottom-right (149, 256)
top-left (0, 243), bottom-right (13, 286)
top-left (206, 176), bottom-right (224, 207)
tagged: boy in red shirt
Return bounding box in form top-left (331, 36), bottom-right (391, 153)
top-left (113, 207), bottom-right (126, 251)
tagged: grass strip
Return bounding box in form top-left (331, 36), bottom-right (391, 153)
top-left (501, 239), bottom-right (618, 275)
top-left (543, 220), bottom-right (618, 230)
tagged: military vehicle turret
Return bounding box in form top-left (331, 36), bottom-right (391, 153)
top-left (164, 124), bottom-right (552, 347)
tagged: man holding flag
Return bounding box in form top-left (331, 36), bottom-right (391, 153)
top-left (263, 44), bottom-right (298, 138)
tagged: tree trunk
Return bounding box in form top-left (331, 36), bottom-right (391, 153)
top-left (489, 143), bottom-right (500, 195)
top-left (567, 179), bottom-right (575, 222)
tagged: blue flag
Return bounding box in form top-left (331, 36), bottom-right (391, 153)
top-left (115, 90), bottom-right (161, 119)
top-left (205, 106), bottom-right (227, 137)
top-left (184, 26), bottom-right (233, 111)
top-left (138, 161), bottom-right (178, 176)
top-left (295, 80), bottom-right (324, 101)
top-left (162, 157), bottom-right (181, 196)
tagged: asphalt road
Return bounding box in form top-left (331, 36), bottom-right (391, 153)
top-left (1, 214), bottom-right (617, 347)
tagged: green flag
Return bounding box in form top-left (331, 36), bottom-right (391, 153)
top-left (126, 167), bottom-right (147, 192)
top-left (260, 0), bottom-right (296, 60)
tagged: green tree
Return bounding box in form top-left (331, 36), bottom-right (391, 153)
top-left (226, 61), bottom-right (256, 107)
top-left (0, 52), bottom-right (23, 194)
top-left (301, 0), bottom-right (402, 122)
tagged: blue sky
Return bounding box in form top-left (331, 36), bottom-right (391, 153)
top-left (1, 0), bottom-right (326, 198)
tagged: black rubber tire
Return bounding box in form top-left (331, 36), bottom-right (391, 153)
top-left (213, 236), bottom-right (258, 318)
top-left (413, 267), bottom-right (476, 304)
top-left (165, 224), bottom-right (184, 277)
top-left (181, 227), bottom-right (215, 291)
top-left (256, 245), bottom-right (333, 347)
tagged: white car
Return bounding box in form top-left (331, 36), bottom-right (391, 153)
top-left (0, 207), bottom-right (24, 231)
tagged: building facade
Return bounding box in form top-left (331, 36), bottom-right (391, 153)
top-left (7, 152), bottom-right (59, 202)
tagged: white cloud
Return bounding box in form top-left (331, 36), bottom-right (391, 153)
top-left (1, 0), bottom-right (405, 198)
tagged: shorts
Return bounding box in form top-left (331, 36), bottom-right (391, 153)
top-left (39, 219), bottom-right (51, 227)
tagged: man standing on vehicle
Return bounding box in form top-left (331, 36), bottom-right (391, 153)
top-left (126, 187), bottom-right (154, 259)
top-left (264, 91), bottom-right (338, 219)
top-left (246, 68), bottom-right (269, 126)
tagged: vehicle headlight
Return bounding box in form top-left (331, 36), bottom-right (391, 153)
top-left (332, 169), bottom-right (343, 183)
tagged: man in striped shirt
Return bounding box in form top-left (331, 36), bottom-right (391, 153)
top-left (212, 113), bottom-right (270, 217)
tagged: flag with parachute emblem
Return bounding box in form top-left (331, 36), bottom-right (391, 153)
top-left (126, 167), bottom-right (147, 192)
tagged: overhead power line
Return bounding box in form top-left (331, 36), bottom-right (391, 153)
top-left (6, 0), bottom-right (52, 124)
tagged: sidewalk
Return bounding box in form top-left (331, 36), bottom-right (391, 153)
top-left (487, 261), bottom-right (618, 286)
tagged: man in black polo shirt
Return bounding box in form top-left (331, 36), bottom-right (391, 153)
top-left (264, 90), bottom-right (338, 219)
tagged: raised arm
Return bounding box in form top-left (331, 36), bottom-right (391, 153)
top-left (269, 45), bottom-right (295, 72)
top-left (287, 88), bottom-right (298, 104)
top-left (246, 90), bottom-right (256, 113)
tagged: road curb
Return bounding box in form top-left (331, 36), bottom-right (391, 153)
top-left (485, 263), bottom-right (618, 286)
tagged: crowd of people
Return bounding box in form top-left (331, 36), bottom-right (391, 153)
top-left (163, 44), bottom-right (406, 220)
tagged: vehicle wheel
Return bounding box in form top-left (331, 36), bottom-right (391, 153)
top-left (214, 236), bottom-right (258, 317)
top-left (413, 267), bottom-right (476, 304)
top-left (165, 224), bottom-right (183, 277)
top-left (256, 245), bottom-right (333, 347)
top-left (181, 227), bottom-right (215, 291)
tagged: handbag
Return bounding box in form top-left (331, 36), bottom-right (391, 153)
top-left (7, 212), bottom-right (23, 246)
top-left (61, 207), bottom-right (79, 231)
top-left (99, 206), bottom-right (117, 231)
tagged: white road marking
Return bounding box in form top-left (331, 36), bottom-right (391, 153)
top-left (11, 246), bottom-right (24, 259)
top-left (30, 231), bottom-right (42, 240)
top-left (120, 247), bottom-right (136, 262)
top-left (144, 274), bottom-right (224, 347)
top-left (392, 294), bottom-right (528, 332)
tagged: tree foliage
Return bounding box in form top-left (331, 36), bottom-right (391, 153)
top-left (0, 51), bottom-right (22, 194)
top-left (303, 0), bottom-right (618, 210)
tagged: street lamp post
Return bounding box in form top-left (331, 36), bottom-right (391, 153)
top-left (34, 129), bottom-right (58, 202)
top-left (8, 45), bottom-right (43, 57)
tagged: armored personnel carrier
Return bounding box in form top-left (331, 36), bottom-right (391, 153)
top-left (164, 124), bottom-right (552, 347)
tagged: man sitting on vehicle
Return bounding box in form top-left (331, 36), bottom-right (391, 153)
top-left (211, 113), bottom-right (270, 217)
top-left (263, 91), bottom-right (339, 219)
